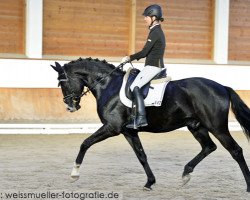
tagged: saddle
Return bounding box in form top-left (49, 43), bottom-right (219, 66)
top-left (125, 68), bottom-right (167, 100)
top-left (120, 67), bottom-right (171, 107)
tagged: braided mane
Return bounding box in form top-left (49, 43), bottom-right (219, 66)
top-left (66, 57), bottom-right (116, 71)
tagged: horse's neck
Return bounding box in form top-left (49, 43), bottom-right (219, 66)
top-left (87, 70), bottom-right (124, 103)
top-left (74, 61), bottom-right (124, 100)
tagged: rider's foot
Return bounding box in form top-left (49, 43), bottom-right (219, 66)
top-left (136, 115), bottom-right (148, 127)
top-left (126, 115), bottom-right (148, 129)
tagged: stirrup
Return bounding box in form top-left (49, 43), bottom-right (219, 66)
top-left (126, 115), bottom-right (148, 129)
top-left (126, 114), bottom-right (138, 129)
top-left (126, 117), bottom-right (138, 129)
top-left (126, 102), bottom-right (137, 129)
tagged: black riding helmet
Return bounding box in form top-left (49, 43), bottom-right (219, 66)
top-left (142, 4), bottom-right (164, 22)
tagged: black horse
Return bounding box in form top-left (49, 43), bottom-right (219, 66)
top-left (51, 57), bottom-right (250, 192)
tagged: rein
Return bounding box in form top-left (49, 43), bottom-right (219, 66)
top-left (62, 61), bottom-right (129, 102)
top-left (79, 61), bottom-right (129, 97)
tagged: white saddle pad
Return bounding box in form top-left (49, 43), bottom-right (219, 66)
top-left (119, 68), bottom-right (171, 108)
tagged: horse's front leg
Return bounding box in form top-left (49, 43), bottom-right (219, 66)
top-left (71, 124), bottom-right (119, 181)
top-left (123, 130), bottom-right (156, 190)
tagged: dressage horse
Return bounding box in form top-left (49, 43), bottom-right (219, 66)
top-left (51, 57), bottom-right (250, 192)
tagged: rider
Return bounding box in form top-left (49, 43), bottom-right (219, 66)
top-left (122, 4), bottom-right (166, 129)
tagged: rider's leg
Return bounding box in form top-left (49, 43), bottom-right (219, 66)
top-left (126, 66), bottom-right (162, 129)
top-left (126, 86), bottom-right (148, 129)
top-left (130, 66), bottom-right (162, 90)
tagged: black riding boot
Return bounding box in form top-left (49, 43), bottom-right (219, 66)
top-left (126, 87), bottom-right (148, 129)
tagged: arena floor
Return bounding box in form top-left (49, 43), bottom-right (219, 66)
top-left (1, 131), bottom-right (250, 200)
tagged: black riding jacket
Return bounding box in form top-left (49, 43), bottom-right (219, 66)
top-left (130, 24), bottom-right (165, 68)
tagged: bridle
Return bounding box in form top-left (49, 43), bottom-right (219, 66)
top-left (58, 72), bottom-right (82, 106)
top-left (58, 61), bottom-right (129, 105)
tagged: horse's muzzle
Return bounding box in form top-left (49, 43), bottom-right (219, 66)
top-left (66, 104), bottom-right (81, 112)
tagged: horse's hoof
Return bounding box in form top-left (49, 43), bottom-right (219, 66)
top-left (182, 174), bottom-right (191, 186)
top-left (143, 186), bottom-right (152, 191)
top-left (70, 175), bottom-right (80, 183)
top-left (143, 183), bottom-right (155, 191)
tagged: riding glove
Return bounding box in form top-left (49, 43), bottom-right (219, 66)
top-left (121, 56), bottom-right (130, 63)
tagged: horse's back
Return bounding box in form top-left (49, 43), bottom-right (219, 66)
top-left (166, 77), bottom-right (229, 99)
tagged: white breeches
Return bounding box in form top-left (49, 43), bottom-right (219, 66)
top-left (130, 65), bottom-right (162, 91)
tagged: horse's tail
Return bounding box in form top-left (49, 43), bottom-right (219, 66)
top-left (225, 86), bottom-right (250, 141)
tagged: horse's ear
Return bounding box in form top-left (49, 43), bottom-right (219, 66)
top-left (51, 62), bottom-right (63, 73)
top-left (50, 64), bottom-right (57, 72)
top-left (55, 62), bottom-right (61, 68)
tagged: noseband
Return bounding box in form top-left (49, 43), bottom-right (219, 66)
top-left (57, 72), bottom-right (82, 106)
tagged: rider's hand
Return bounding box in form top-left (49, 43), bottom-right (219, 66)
top-left (121, 56), bottom-right (130, 63)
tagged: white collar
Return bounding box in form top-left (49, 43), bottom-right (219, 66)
top-left (150, 23), bottom-right (160, 30)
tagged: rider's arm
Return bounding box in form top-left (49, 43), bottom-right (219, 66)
top-left (129, 31), bottom-right (157, 61)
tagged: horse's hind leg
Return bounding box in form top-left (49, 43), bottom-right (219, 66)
top-left (182, 126), bottom-right (217, 185)
top-left (213, 131), bottom-right (250, 192)
top-left (123, 131), bottom-right (155, 190)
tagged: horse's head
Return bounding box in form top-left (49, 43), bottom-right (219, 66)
top-left (51, 62), bottom-right (84, 112)
top-left (52, 58), bottom-right (125, 112)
